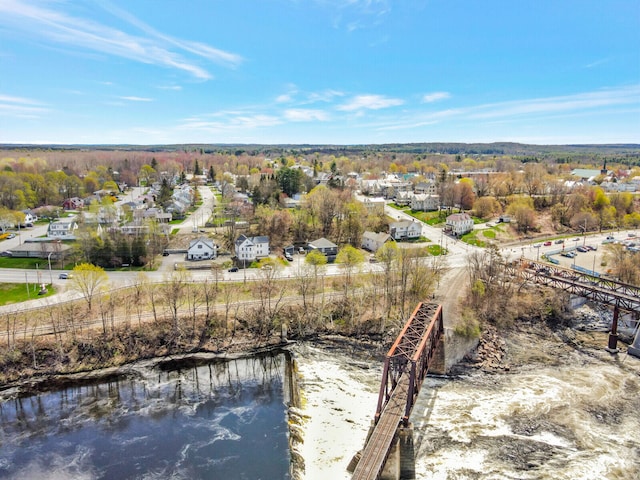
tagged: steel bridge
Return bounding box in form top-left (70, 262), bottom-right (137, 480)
top-left (351, 302), bottom-right (444, 480)
top-left (506, 259), bottom-right (640, 350)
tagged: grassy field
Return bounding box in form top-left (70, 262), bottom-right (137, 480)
top-left (0, 282), bottom-right (56, 306)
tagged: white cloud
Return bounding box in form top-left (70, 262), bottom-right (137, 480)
top-left (276, 94), bottom-right (294, 103)
top-left (0, 0), bottom-right (242, 80)
top-left (118, 96), bottom-right (153, 102)
top-left (337, 94), bottom-right (404, 111)
top-left (0, 93), bottom-right (48, 117)
top-left (284, 109), bottom-right (329, 122)
top-left (422, 91), bottom-right (451, 103)
top-left (307, 89), bottom-right (344, 103)
top-left (157, 85), bottom-right (182, 91)
top-left (468, 85), bottom-right (640, 120)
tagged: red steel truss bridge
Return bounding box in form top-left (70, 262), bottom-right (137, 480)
top-left (506, 259), bottom-right (640, 349)
top-left (351, 302), bottom-right (444, 480)
top-left (506, 259), bottom-right (640, 312)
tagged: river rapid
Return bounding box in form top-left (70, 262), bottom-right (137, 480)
top-left (294, 324), bottom-right (640, 480)
top-left (0, 320), bottom-right (638, 480)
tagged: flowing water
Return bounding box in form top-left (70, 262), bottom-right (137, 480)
top-left (294, 328), bottom-right (640, 480)
top-left (1, 327), bottom-right (638, 480)
top-left (0, 353), bottom-right (291, 480)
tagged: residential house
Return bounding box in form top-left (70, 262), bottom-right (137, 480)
top-left (47, 218), bottom-right (78, 238)
top-left (307, 237), bottom-right (338, 260)
top-left (187, 238), bottom-right (217, 260)
top-left (62, 197), bottom-right (84, 210)
top-left (235, 234), bottom-right (270, 264)
top-left (389, 220), bottom-right (422, 241)
top-left (361, 197), bottom-right (385, 214)
top-left (410, 194), bottom-right (439, 212)
top-left (22, 211), bottom-right (38, 225)
top-left (446, 213), bottom-right (474, 236)
top-left (362, 231), bottom-right (393, 253)
top-left (414, 181), bottom-right (437, 195)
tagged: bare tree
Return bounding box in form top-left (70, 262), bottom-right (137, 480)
top-left (162, 268), bottom-right (191, 336)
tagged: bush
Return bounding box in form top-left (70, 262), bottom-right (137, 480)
top-left (454, 308), bottom-right (481, 338)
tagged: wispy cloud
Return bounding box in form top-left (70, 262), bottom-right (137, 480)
top-left (584, 58), bottom-right (611, 69)
top-left (157, 85), bottom-right (182, 91)
top-left (118, 96), bottom-right (153, 102)
top-left (422, 91), bottom-right (451, 103)
top-left (310, 0), bottom-right (391, 30)
top-left (0, 0), bottom-right (243, 80)
top-left (372, 85), bottom-right (640, 132)
top-left (0, 93), bottom-right (48, 117)
top-left (467, 85), bottom-right (640, 120)
top-left (284, 109), bottom-right (329, 122)
top-left (307, 89), bottom-right (344, 103)
top-left (337, 94), bottom-right (404, 111)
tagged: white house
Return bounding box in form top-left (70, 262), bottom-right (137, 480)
top-left (47, 218), bottom-right (78, 238)
top-left (187, 238), bottom-right (217, 260)
top-left (360, 197), bottom-right (386, 214)
top-left (410, 194), bottom-right (439, 212)
top-left (235, 235), bottom-right (270, 263)
top-left (389, 220), bottom-right (422, 241)
top-left (446, 213), bottom-right (474, 236)
top-left (362, 231), bottom-right (393, 253)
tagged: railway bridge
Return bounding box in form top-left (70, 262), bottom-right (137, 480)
top-left (506, 259), bottom-right (640, 356)
top-left (349, 302), bottom-right (444, 480)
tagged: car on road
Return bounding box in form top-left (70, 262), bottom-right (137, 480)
top-left (7, 233), bottom-right (15, 239)
top-left (162, 250), bottom-right (170, 256)
top-left (555, 239), bottom-right (564, 244)
top-left (228, 267), bottom-right (239, 272)
top-left (58, 273), bottom-right (73, 279)
top-left (0, 251), bottom-right (12, 257)
top-left (543, 241), bottom-right (552, 246)
top-left (628, 232), bottom-right (637, 238)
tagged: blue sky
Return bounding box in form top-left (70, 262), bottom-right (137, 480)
top-left (0, 0), bottom-right (638, 145)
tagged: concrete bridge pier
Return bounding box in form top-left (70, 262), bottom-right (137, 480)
top-left (348, 424), bottom-right (416, 480)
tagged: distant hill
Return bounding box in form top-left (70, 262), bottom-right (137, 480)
top-left (2, 142), bottom-right (639, 157)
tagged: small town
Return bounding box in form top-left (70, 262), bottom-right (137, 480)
top-left (0, 1), bottom-right (638, 479)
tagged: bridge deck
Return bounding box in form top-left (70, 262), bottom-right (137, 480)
top-left (352, 375), bottom-right (409, 480)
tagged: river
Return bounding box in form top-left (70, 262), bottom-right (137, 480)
top-left (1, 325), bottom-right (638, 480)
top-left (0, 353), bottom-right (291, 480)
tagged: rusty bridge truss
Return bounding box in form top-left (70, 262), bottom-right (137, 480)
top-left (375, 302), bottom-right (444, 426)
top-left (506, 259), bottom-right (640, 313)
top-left (352, 302), bottom-right (444, 480)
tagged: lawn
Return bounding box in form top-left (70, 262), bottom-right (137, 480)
top-left (461, 231), bottom-right (487, 247)
top-left (0, 257), bottom-right (52, 269)
top-left (0, 283), bottom-right (56, 306)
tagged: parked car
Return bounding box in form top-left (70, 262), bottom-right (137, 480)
top-left (162, 250), bottom-right (170, 256)
top-left (577, 246), bottom-right (589, 252)
top-left (58, 272), bottom-right (73, 279)
top-left (628, 232), bottom-right (637, 238)
top-left (543, 241), bottom-right (552, 246)
top-left (228, 267), bottom-right (239, 272)
top-left (285, 254), bottom-right (293, 262)
top-left (7, 233), bottom-right (15, 239)
top-left (0, 251), bottom-right (12, 257)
